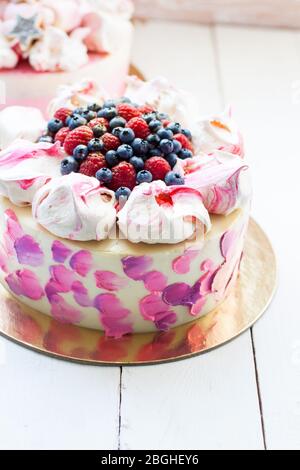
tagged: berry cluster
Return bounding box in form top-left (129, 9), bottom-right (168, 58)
top-left (39, 98), bottom-right (194, 200)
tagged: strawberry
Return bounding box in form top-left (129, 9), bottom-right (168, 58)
top-left (88, 117), bottom-right (109, 130)
top-left (54, 107), bottom-right (73, 125)
top-left (64, 126), bottom-right (93, 155)
top-left (144, 157), bottom-right (171, 181)
top-left (108, 162), bottom-right (136, 191)
top-left (139, 105), bottom-right (154, 114)
top-left (173, 133), bottom-right (194, 153)
top-left (117, 103), bottom-right (141, 121)
top-left (127, 117), bottom-right (150, 139)
top-left (102, 133), bottom-right (120, 152)
top-left (79, 153), bottom-right (106, 177)
top-left (54, 127), bottom-right (70, 145)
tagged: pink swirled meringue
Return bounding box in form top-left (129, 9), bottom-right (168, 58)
top-left (118, 181), bottom-right (211, 244)
top-left (32, 173), bottom-right (117, 241)
top-left (0, 139), bottom-right (64, 206)
top-left (0, 106), bottom-right (46, 149)
top-left (177, 151), bottom-right (251, 216)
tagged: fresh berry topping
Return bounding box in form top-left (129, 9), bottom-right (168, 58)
top-left (88, 138), bottom-right (104, 153)
top-left (157, 112), bottom-right (169, 120)
top-left (157, 128), bottom-right (173, 140)
top-left (54, 108), bottom-right (72, 125)
top-left (119, 128), bottom-right (135, 144)
top-left (39, 135), bottom-right (54, 143)
top-left (87, 103), bottom-right (102, 112)
top-left (64, 126), bottom-right (93, 155)
top-left (144, 157), bottom-right (171, 181)
top-left (81, 109), bottom-right (97, 122)
top-left (92, 125), bottom-right (106, 138)
top-left (143, 112), bottom-right (157, 124)
top-left (48, 118), bottom-right (64, 134)
top-left (162, 119), bottom-right (171, 128)
top-left (115, 186), bottom-right (131, 201)
top-left (160, 139), bottom-right (174, 155)
top-left (147, 134), bottom-right (161, 148)
top-left (73, 145), bottom-right (89, 162)
top-left (112, 127), bottom-right (124, 138)
top-left (54, 127), bottom-right (70, 145)
top-left (149, 119), bottom-right (162, 132)
top-left (103, 99), bottom-right (118, 109)
top-left (60, 156), bottom-right (79, 175)
top-left (132, 138), bottom-right (149, 157)
top-left (165, 153), bottom-right (178, 169)
top-left (102, 133), bottom-right (120, 151)
top-left (79, 153), bottom-right (106, 177)
top-left (117, 144), bottom-right (133, 160)
top-left (88, 117), bottom-right (109, 130)
top-left (127, 117), bottom-right (150, 139)
top-left (117, 103), bottom-right (141, 121)
top-left (172, 139), bottom-right (182, 154)
top-left (68, 114), bottom-right (87, 130)
top-left (98, 107), bottom-right (117, 120)
top-left (108, 162), bottom-right (136, 191)
top-left (137, 170), bottom-right (153, 184)
top-left (105, 150), bottom-right (119, 167)
top-left (139, 105), bottom-right (154, 114)
top-left (178, 148), bottom-right (193, 160)
top-left (149, 148), bottom-right (163, 157)
top-left (167, 122), bottom-right (182, 134)
top-left (110, 117), bottom-right (126, 129)
top-left (181, 128), bottom-right (192, 141)
top-left (165, 171), bottom-right (184, 186)
top-left (96, 167), bottom-right (113, 183)
top-left (173, 133), bottom-right (194, 152)
top-left (130, 156), bottom-right (145, 171)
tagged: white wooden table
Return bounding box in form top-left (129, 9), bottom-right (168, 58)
top-left (0, 20), bottom-right (299, 450)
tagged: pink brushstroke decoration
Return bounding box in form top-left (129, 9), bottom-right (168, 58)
top-left (45, 265), bottom-right (76, 301)
top-left (51, 240), bottom-right (73, 263)
top-left (0, 140), bottom-right (61, 169)
top-left (5, 269), bottom-right (44, 300)
top-left (94, 293), bottom-right (133, 338)
top-left (3, 209), bottom-right (23, 256)
top-left (143, 271), bottom-right (168, 292)
top-left (70, 250), bottom-right (93, 277)
top-left (50, 294), bottom-right (83, 325)
top-left (140, 293), bottom-right (177, 331)
top-left (14, 235), bottom-right (44, 267)
top-left (71, 281), bottom-right (92, 307)
top-left (172, 249), bottom-right (200, 274)
top-left (122, 255), bottom-right (153, 281)
top-left (94, 270), bottom-right (128, 292)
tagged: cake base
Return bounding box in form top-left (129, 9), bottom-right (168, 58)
top-left (0, 219), bottom-right (277, 365)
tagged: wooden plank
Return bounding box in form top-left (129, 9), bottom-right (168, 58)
top-left (134, 0), bottom-right (300, 29)
top-left (215, 25), bottom-right (300, 450)
top-left (121, 20), bottom-right (264, 451)
top-left (0, 338), bottom-right (120, 450)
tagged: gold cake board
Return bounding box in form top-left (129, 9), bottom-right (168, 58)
top-left (0, 219), bottom-right (277, 366)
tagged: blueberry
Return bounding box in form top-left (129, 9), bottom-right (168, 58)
top-left (115, 186), bottom-right (131, 200)
top-left (172, 139), bottom-right (182, 154)
top-left (157, 128), bottom-right (173, 140)
top-left (105, 150), bottom-right (119, 167)
top-left (165, 153), bottom-right (178, 169)
top-left (182, 128), bottom-right (192, 141)
top-left (119, 128), bottom-right (135, 144)
top-left (81, 110), bottom-right (97, 122)
top-left (48, 118), bottom-right (64, 134)
top-left (110, 117), bottom-right (126, 130)
top-left (96, 167), bottom-right (113, 183)
top-left (130, 156), bottom-right (144, 171)
top-left (160, 139), bottom-right (174, 155)
top-left (149, 120), bottom-right (162, 132)
top-left (147, 134), bottom-right (161, 148)
top-left (73, 145), bottom-right (89, 162)
top-left (137, 170), bottom-right (153, 184)
top-left (60, 157), bottom-right (79, 175)
top-left (117, 144), bottom-right (133, 160)
top-left (178, 148), bottom-right (193, 160)
top-left (93, 125), bottom-right (106, 138)
top-left (88, 138), bottom-right (104, 152)
top-left (68, 114), bottom-right (87, 130)
top-left (66, 115), bottom-right (72, 126)
top-left (88, 103), bottom-right (101, 112)
top-left (73, 107), bottom-right (85, 115)
top-left (132, 138), bottom-right (149, 156)
top-left (98, 107), bottom-right (117, 120)
top-left (102, 100), bottom-right (117, 109)
top-left (143, 113), bottom-right (157, 124)
top-left (119, 97), bottom-right (132, 104)
top-left (167, 122), bottom-right (182, 134)
top-left (38, 135), bottom-right (53, 143)
top-left (149, 148), bottom-right (163, 157)
top-left (112, 127), bottom-right (124, 138)
top-left (165, 171), bottom-right (184, 186)
top-left (156, 112), bottom-right (169, 121)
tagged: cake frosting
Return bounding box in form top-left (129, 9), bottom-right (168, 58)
top-left (0, 77), bottom-right (252, 336)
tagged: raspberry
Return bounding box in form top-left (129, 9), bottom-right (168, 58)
top-left (88, 117), bottom-right (109, 130)
top-left (102, 133), bottom-right (120, 151)
top-left (64, 126), bottom-right (93, 155)
top-left (139, 105), bottom-right (154, 114)
top-left (163, 119), bottom-right (171, 128)
top-left (144, 157), bottom-right (171, 181)
top-left (127, 117), bottom-right (150, 139)
top-left (54, 127), bottom-right (70, 145)
top-left (79, 153), bottom-right (106, 177)
top-left (173, 133), bottom-right (194, 153)
top-left (108, 162), bottom-right (136, 191)
top-left (117, 103), bottom-right (141, 121)
top-left (54, 107), bottom-right (72, 125)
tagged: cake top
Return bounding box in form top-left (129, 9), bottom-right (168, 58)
top-left (0, 0), bottom-right (133, 72)
top-left (0, 76), bottom-right (251, 244)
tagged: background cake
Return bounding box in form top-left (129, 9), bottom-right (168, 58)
top-left (0, 77), bottom-right (251, 337)
top-left (0, 0), bottom-right (134, 114)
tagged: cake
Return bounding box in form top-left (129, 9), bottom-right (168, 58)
top-left (0, 0), bottom-right (134, 113)
top-left (0, 77), bottom-right (251, 337)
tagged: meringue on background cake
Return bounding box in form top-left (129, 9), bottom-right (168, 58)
top-left (0, 0), bottom-right (134, 113)
top-left (0, 76), bottom-right (252, 337)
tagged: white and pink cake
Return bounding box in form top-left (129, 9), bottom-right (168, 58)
top-left (0, 0), bottom-right (134, 113)
top-left (0, 77), bottom-right (251, 337)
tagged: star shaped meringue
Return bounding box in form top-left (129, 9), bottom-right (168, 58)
top-left (8, 15), bottom-right (42, 52)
